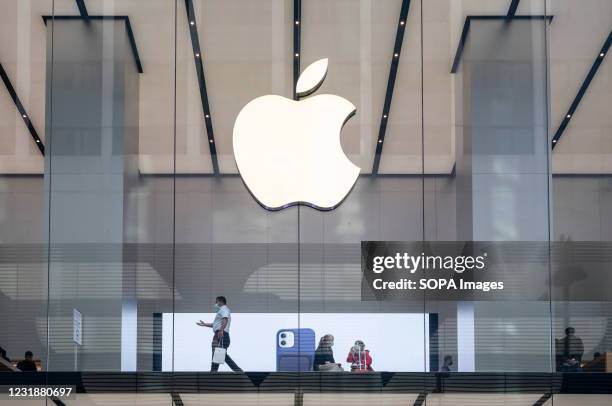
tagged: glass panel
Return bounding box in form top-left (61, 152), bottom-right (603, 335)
top-left (424, 0), bottom-right (552, 372)
top-left (299, 0), bottom-right (425, 379)
top-left (173, 0), bottom-right (298, 373)
top-left (45, 0), bottom-right (176, 371)
top-left (1, 0), bottom-right (610, 400)
top-left (0, 0), bottom-right (51, 373)
top-left (422, 0), bottom-right (459, 374)
top-left (550, 0), bottom-right (612, 373)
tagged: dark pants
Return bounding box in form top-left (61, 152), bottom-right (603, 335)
top-left (210, 331), bottom-right (242, 372)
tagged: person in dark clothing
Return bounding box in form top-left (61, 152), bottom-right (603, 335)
top-left (557, 327), bottom-right (584, 372)
top-left (16, 351), bottom-right (37, 372)
top-left (196, 296), bottom-right (242, 372)
top-left (441, 355), bottom-right (454, 372)
top-left (313, 334), bottom-right (340, 371)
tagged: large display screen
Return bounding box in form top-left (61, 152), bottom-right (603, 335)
top-left (162, 313), bottom-right (429, 372)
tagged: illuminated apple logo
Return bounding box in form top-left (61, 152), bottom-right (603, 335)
top-left (233, 58), bottom-right (359, 211)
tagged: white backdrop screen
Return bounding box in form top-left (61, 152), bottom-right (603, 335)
top-left (162, 313), bottom-right (429, 372)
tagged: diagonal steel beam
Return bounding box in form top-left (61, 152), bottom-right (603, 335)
top-left (532, 393), bottom-right (552, 406)
top-left (293, 0), bottom-right (301, 101)
top-left (171, 392), bottom-right (185, 406)
top-left (413, 392), bottom-right (428, 406)
top-left (184, 0), bottom-right (219, 175)
top-left (75, 0), bottom-right (88, 17)
top-left (552, 30), bottom-right (611, 149)
top-left (507, 0), bottom-right (520, 17)
top-left (450, 16), bottom-right (471, 74)
top-left (372, 0), bottom-right (411, 175)
top-left (0, 62), bottom-right (45, 155)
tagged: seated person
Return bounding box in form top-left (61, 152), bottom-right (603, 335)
top-left (16, 351), bottom-right (37, 372)
top-left (346, 340), bottom-right (373, 372)
top-left (556, 327), bottom-right (584, 372)
top-left (441, 355), bottom-right (454, 372)
top-left (313, 334), bottom-right (341, 371)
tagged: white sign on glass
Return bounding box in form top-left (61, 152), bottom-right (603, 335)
top-left (73, 309), bottom-right (82, 345)
top-left (233, 58), bottom-right (359, 211)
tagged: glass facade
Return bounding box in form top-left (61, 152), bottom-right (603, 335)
top-left (1, 0), bottom-right (611, 404)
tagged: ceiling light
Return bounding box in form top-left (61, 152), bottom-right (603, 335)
top-left (295, 21), bottom-right (299, 25)
top-left (552, 139), bottom-right (557, 143)
top-left (383, 114), bottom-right (387, 119)
top-left (378, 139), bottom-right (382, 143)
top-left (205, 114), bottom-right (210, 118)
top-left (190, 21), bottom-right (194, 26)
top-left (394, 53), bottom-right (399, 57)
top-left (566, 114), bottom-right (571, 118)
top-left (400, 21), bottom-right (405, 25)
top-left (22, 114), bottom-right (26, 118)
top-left (209, 139), bottom-right (213, 143)
top-left (36, 139), bottom-right (40, 143)
top-left (195, 53), bottom-right (200, 57)
top-left (295, 53), bottom-right (299, 57)
top-left (600, 52), bottom-right (605, 57)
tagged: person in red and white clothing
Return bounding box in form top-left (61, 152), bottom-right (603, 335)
top-left (346, 340), bottom-right (373, 372)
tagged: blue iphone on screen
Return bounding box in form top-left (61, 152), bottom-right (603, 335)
top-left (276, 328), bottom-right (315, 371)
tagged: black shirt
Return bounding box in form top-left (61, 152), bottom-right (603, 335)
top-left (313, 351), bottom-right (335, 371)
top-left (16, 359), bottom-right (37, 372)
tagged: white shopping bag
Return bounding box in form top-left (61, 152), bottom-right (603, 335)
top-left (212, 332), bottom-right (227, 364)
top-left (212, 347), bottom-right (226, 364)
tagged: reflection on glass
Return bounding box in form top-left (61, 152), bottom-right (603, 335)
top-left (0, 0), bottom-right (609, 387)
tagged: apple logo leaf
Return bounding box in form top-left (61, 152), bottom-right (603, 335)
top-left (296, 58), bottom-right (328, 98)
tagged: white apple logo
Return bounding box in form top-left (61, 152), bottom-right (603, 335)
top-left (233, 58), bottom-right (359, 211)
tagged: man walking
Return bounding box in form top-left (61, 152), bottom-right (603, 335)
top-left (197, 296), bottom-right (242, 372)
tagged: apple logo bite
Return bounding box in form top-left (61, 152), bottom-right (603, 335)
top-left (233, 58), bottom-right (360, 211)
